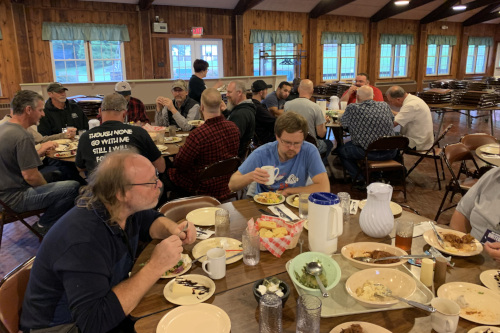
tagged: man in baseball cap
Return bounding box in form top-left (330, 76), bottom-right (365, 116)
top-left (251, 80), bottom-right (272, 93)
top-left (113, 81), bottom-right (150, 124)
top-left (47, 82), bottom-right (69, 93)
top-left (251, 80), bottom-right (275, 145)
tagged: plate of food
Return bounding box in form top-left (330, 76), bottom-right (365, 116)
top-left (191, 237), bottom-right (242, 264)
top-left (438, 282), bottom-right (500, 325)
top-left (164, 136), bottom-right (182, 143)
top-left (330, 322), bottom-right (391, 333)
top-left (156, 303), bottom-right (230, 333)
top-left (54, 151), bottom-right (76, 158)
top-left (53, 139), bottom-right (72, 145)
top-left (156, 144), bottom-right (168, 152)
top-left (358, 199), bottom-right (402, 215)
top-left (188, 120), bottom-right (205, 127)
top-left (341, 242), bottom-right (408, 270)
top-left (163, 274), bottom-right (215, 306)
top-left (55, 145), bottom-right (70, 152)
top-left (254, 192), bottom-right (285, 205)
top-left (479, 270), bottom-right (500, 293)
top-left (468, 326), bottom-right (500, 333)
top-left (286, 194), bottom-right (299, 208)
top-left (479, 144), bottom-right (500, 155)
top-left (161, 254), bottom-right (192, 279)
top-left (186, 207), bottom-right (220, 226)
top-left (423, 229), bottom-right (483, 256)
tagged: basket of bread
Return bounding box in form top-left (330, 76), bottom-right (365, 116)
top-left (251, 215), bottom-right (305, 257)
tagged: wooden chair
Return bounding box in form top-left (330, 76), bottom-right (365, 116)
top-left (158, 196), bottom-right (221, 222)
top-left (405, 124), bottom-right (453, 190)
top-left (434, 143), bottom-right (480, 222)
top-left (0, 256), bottom-right (35, 333)
top-left (0, 199), bottom-right (45, 249)
top-left (195, 156), bottom-right (241, 202)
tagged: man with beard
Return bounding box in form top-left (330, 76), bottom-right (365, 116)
top-left (38, 82), bottom-right (89, 135)
top-left (262, 81), bottom-right (292, 117)
top-left (226, 80), bottom-right (256, 158)
top-left (340, 73), bottom-right (384, 105)
top-left (251, 79), bottom-right (276, 145)
top-left (155, 79), bottom-right (200, 131)
top-left (228, 112), bottom-right (329, 196)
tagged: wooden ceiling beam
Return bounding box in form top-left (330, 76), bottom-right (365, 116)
top-left (309, 0), bottom-right (356, 19)
top-left (420, 0), bottom-right (460, 24)
top-left (138, 0), bottom-right (154, 11)
top-left (421, 0), bottom-right (500, 24)
top-left (370, 0), bottom-right (435, 23)
top-left (463, 2), bottom-right (500, 25)
top-left (233, 0), bottom-right (265, 15)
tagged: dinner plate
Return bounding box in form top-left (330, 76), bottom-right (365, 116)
top-left (53, 139), bottom-right (72, 144)
top-left (160, 254), bottom-right (192, 279)
top-left (191, 237), bottom-right (243, 264)
top-left (358, 200), bottom-right (402, 215)
top-left (437, 282), bottom-right (500, 325)
top-left (186, 207), bottom-right (220, 226)
top-left (156, 144), bottom-right (168, 152)
top-left (479, 270), bottom-right (500, 293)
top-left (55, 145), bottom-right (69, 152)
top-left (423, 229), bottom-right (483, 257)
top-left (479, 145), bottom-right (500, 155)
top-left (286, 194), bottom-right (299, 208)
top-left (163, 274), bottom-right (215, 306)
top-left (164, 136), bottom-right (182, 143)
top-left (254, 192), bottom-right (285, 205)
top-left (188, 120), bottom-right (205, 126)
top-left (177, 133), bottom-right (189, 137)
top-left (54, 151), bottom-right (76, 158)
top-left (468, 326), bottom-right (500, 333)
top-left (330, 321), bottom-right (391, 333)
top-left (156, 303), bottom-right (230, 333)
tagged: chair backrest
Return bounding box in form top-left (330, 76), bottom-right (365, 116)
top-left (460, 133), bottom-right (498, 151)
top-left (0, 256), bottom-right (35, 333)
top-left (197, 157), bottom-right (241, 183)
top-left (366, 136), bottom-right (409, 153)
top-left (158, 196), bottom-right (221, 222)
top-left (305, 133), bottom-right (318, 147)
top-left (442, 143), bottom-right (479, 183)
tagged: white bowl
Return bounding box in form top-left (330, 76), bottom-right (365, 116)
top-left (345, 268), bottom-right (416, 308)
top-left (341, 242), bottom-right (408, 270)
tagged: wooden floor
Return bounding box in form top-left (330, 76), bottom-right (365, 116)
top-left (1, 109), bottom-right (498, 278)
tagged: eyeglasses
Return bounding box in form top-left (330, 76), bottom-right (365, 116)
top-left (127, 169), bottom-right (161, 189)
top-left (280, 138), bottom-right (303, 148)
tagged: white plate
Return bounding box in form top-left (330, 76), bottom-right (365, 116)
top-left (341, 242), bottom-right (408, 270)
top-left (359, 200), bottom-right (402, 215)
top-left (468, 326), bottom-right (500, 333)
top-left (156, 144), bottom-right (168, 152)
top-left (423, 229), bottom-right (483, 257)
top-left (191, 237), bottom-right (243, 264)
top-left (160, 254), bottom-right (192, 279)
top-left (438, 282), bottom-right (500, 325)
top-left (479, 145), bottom-right (500, 155)
top-left (286, 194), bottom-right (299, 208)
top-left (303, 220), bottom-right (309, 230)
top-left (156, 303), bottom-right (230, 333)
top-left (55, 145), bottom-right (69, 152)
top-left (163, 274), bottom-right (215, 306)
top-left (53, 139), bottom-right (72, 144)
top-left (54, 151), bottom-right (76, 158)
top-left (330, 321), bottom-right (391, 333)
top-left (186, 207), bottom-right (220, 226)
top-left (480, 270), bottom-right (500, 293)
top-left (188, 120), bottom-right (205, 126)
top-left (177, 133), bottom-right (189, 137)
top-left (164, 136), bottom-right (182, 143)
top-left (254, 192), bottom-right (285, 205)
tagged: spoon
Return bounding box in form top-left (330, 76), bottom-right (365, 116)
top-left (353, 254), bottom-right (432, 263)
top-left (305, 262), bottom-right (329, 298)
top-left (374, 284), bottom-right (435, 312)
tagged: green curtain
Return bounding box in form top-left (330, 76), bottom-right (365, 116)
top-left (321, 32), bottom-right (364, 45)
top-left (42, 22), bottom-right (130, 41)
top-left (427, 35), bottom-right (457, 46)
top-left (249, 29), bottom-right (302, 44)
top-left (379, 34), bottom-right (414, 45)
top-left (468, 36), bottom-right (493, 46)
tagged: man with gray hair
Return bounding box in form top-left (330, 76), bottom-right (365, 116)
top-left (339, 85), bottom-right (396, 189)
top-left (76, 93), bottom-right (165, 174)
top-left (226, 80), bottom-right (256, 158)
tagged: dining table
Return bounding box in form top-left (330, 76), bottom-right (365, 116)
top-left (475, 143), bottom-right (500, 167)
top-left (131, 198), bottom-right (497, 333)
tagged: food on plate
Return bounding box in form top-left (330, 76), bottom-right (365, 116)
top-left (163, 258), bottom-right (188, 277)
top-left (340, 324), bottom-right (364, 333)
top-left (440, 232), bottom-right (477, 252)
top-left (256, 277), bottom-right (285, 298)
top-left (171, 277), bottom-right (210, 297)
top-left (294, 261), bottom-right (328, 289)
top-left (355, 281), bottom-right (389, 301)
top-left (255, 192), bottom-right (283, 204)
top-left (292, 195), bottom-right (299, 206)
top-left (495, 271), bottom-right (500, 288)
top-left (257, 220), bottom-right (288, 238)
top-left (352, 250), bottom-right (399, 264)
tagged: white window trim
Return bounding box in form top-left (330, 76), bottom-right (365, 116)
top-left (169, 38), bottom-right (224, 79)
top-left (322, 43), bottom-right (358, 81)
top-left (426, 45), bottom-right (452, 76)
top-left (379, 44), bottom-right (409, 79)
top-left (89, 41), bottom-right (126, 82)
top-left (466, 45), bottom-right (488, 74)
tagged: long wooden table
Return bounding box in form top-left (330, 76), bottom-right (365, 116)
top-left (132, 199), bottom-right (497, 332)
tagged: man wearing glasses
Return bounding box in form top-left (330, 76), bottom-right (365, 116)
top-left (228, 112), bottom-right (330, 197)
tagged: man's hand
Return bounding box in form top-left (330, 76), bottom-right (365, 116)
top-left (149, 235), bottom-right (183, 275)
top-left (484, 242), bottom-right (500, 263)
top-left (65, 127), bottom-right (77, 139)
top-left (250, 167), bottom-right (271, 185)
top-left (38, 141), bottom-right (58, 156)
top-left (347, 85), bottom-right (358, 95)
top-left (220, 101), bottom-right (227, 113)
top-left (175, 221), bottom-right (197, 245)
top-left (156, 96), bottom-right (170, 111)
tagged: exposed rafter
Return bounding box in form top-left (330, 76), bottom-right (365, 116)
top-left (421, 0), bottom-right (500, 24)
top-left (463, 2), bottom-right (500, 25)
top-left (309, 0), bottom-right (356, 19)
top-left (138, 0), bottom-right (154, 11)
top-left (371, 0), bottom-right (435, 23)
top-left (233, 0), bottom-right (265, 15)
top-left (420, 0), bottom-right (460, 24)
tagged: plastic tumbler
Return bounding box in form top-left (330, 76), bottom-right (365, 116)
top-left (242, 227), bottom-right (260, 266)
top-left (259, 293), bottom-right (282, 333)
top-left (215, 208), bottom-right (230, 237)
top-left (296, 294), bottom-right (322, 333)
top-left (337, 192), bottom-right (351, 223)
top-left (298, 193), bottom-right (309, 219)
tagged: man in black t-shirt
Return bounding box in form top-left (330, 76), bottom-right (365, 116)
top-left (188, 59), bottom-right (223, 103)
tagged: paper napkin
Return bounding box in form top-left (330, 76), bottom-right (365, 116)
top-left (268, 204), bottom-right (299, 221)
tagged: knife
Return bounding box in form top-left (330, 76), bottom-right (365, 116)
top-left (258, 209), bottom-right (278, 217)
top-left (428, 221), bottom-right (446, 248)
top-left (275, 206), bottom-right (293, 221)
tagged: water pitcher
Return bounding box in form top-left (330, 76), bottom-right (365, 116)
top-left (359, 183), bottom-right (394, 238)
top-left (307, 192), bottom-right (343, 255)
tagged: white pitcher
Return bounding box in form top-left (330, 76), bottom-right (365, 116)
top-left (359, 182), bottom-right (394, 238)
top-left (307, 192), bottom-right (343, 255)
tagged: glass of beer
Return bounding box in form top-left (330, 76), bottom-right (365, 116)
top-left (395, 219), bottom-right (414, 253)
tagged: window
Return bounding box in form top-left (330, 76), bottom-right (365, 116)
top-left (169, 39), bottom-right (223, 79)
top-left (426, 45), bottom-right (452, 75)
top-left (322, 44), bottom-right (357, 81)
top-left (379, 44), bottom-right (408, 78)
top-left (50, 40), bottom-right (125, 83)
top-left (253, 43), bottom-right (296, 81)
top-left (466, 45), bottom-right (488, 74)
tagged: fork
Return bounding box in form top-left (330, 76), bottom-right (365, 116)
top-left (374, 283), bottom-right (435, 312)
top-left (177, 222), bottom-right (189, 236)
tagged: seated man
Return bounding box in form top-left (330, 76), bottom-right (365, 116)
top-left (340, 73), bottom-right (384, 105)
top-left (386, 85), bottom-right (434, 151)
top-left (0, 90), bottom-right (80, 233)
top-left (165, 88), bottom-right (240, 201)
top-left (339, 86), bottom-right (396, 189)
top-left (450, 167), bottom-right (500, 263)
top-left (262, 81), bottom-right (292, 117)
top-left (114, 81), bottom-right (150, 124)
top-left (228, 111), bottom-right (330, 197)
top-left (76, 93), bottom-right (165, 175)
top-left (251, 79), bottom-right (276, 145)
top-left (20, 150), bottom-right (197, 333)
top-left (155, 79), bottom-right (200, 131)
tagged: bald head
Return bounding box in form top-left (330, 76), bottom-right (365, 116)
top-left (201, 88), bottom-right (223, 115)
top-left (298, 79), bottom-right (314, 98)
top-left (356, 86), bottom-right (373, 102)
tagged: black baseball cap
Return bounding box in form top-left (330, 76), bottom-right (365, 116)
top-left (251, 80), bottom-right (272, 92)
top-left (47, 82), bottom-right (68, 93)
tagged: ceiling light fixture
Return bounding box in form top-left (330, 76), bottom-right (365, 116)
top-left (452, 1), bottom-right (467, 10)
top-left (394, 0), bottom-right (410, 5)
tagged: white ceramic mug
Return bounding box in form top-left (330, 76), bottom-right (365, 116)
top-left (261, 166), bottom-right (280, 185)
top-left (340, 101), bottom-right (347, 110)
top-left (202, 248), bottom-right (226, 279)
top-left (430, 298), bottom-right (460, 333)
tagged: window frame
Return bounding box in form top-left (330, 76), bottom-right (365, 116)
top-left (465, 44), bottom-right (488, 74)
top-left (253, 42), bottom-right (297, 81)
top-left (379, 43), bottom-right (409, 79)
top-left (426, 44), bottom-right (452, 76)
top-left (322, 43), bottom-right (358, 81)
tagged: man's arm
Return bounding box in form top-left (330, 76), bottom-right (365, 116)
top-left (281, 172), bottom-right (330, 196)
top-left (21, 168), bottom-right (47, 187)
top-left (152, 156), bottom-right (166, 173)
top-left (340, 86), bottom-right (357, 102)
top-left (484, 242), bottom-right (500, 263)
top-left (316, 123), bottom-right (327, 138)
top-left (269, 107), bottom-right (283, 117)
top-left (172, 104), bottom-right (199, 131)
top-left (228, 169), bottom-right (270, 192)
top-left (449, 210), bottom-right (472, 234)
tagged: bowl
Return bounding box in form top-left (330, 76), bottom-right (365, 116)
top-left (341, 242), bottom-right (408, 270)
top-left (345, 268), bottom-right (417, 308)
top-left (252, 278), bottom-right (290, 308)
top-left (289, 252), bottom-right (341, 297)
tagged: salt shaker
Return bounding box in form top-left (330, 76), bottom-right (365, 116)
top-left (433, 257), bottom-right (447, 294)
top-left (259, 293), bottom-right (282, 333)
top-left (420, 258), bottom-right (434, 288)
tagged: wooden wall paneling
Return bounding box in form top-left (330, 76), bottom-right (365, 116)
top-left (368, 21), bottom-right (378, 85)
top-left (415, 23), bottom-right (427, 92)
top-left (0, 0), bottom-right (22, 103)
top-left (11, 3), bottom-right (33, 85)
top-left (139, 10), bottom-right (154, 79)
top-left (230, 15), bottom-right (241, 77)
top-left (308, 18), bottom-right (319, 84)
top-left (152, 37), bottom-right (170, 79)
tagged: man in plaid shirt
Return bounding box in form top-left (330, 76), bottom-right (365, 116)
top-left (114, 81), bottom-right (150, 124)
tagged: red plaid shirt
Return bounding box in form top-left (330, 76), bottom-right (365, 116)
top-left (169, 115), bottom-right (240, 200)
top-left (126, 97), bottom-right (150, 123)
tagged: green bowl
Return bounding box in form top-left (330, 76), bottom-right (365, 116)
top-left (289, 251), bottom-right (341, 296)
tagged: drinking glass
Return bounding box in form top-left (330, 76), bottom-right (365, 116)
top-left (259, 294), bottom-right (282, 333)
top-left (215, 208), bottom-right (230, 237)
top-left (296, 294), bottom-right (321, 333)
top-left (337, 192), bottom-right (351, 223)
top-left (169, 125), bottom-right (177, 137)
top-left (298, 193), bottom-right (309, 219)
top-left (242, 227), bottom-right (260, 266)
top-left (395, 219), bottom-right (414, 253)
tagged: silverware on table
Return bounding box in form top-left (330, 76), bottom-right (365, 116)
top-left (275, 206), bottom-right (292, 221)
top-left (258, 209), bottom-right (278, 217)
top-left (374, 284), bottom-right (435, 312)
top-left (428, 221), bottom-right (446, 248)
top-left (192, 250), bottom-right (243, 265)
top-left (353, 254), bottom-right (432, 263)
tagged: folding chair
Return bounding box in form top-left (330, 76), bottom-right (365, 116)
top-left (460, 133), bottom-right (497, 177)
top-left (405, 124), bottom-right (453, 190)
top-left (0, 199), bottom-right (45, 249)
top-left (195, 156), bottom-right (241, 202)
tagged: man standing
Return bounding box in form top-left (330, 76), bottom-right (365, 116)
top-left (263, 81), bottom-right (292, 117)
top-left (188, 59), bottom-right (223, 103)
top-left (386, 86), bottom-right (434, 151)
top-left (284, 79), bottom-right (333, 156)
top-left (339, 86), bottom-right (396, 188)
top-left (155, 79), bottom-right (200, 131)
top-left (251, 79), bottom-right (276, 145)
top-left (38, 82), bottom-right (89, 135)
top-left (229, 112), bottom-right (330, 196)
top-left (114, 81), bottom-right (150, 124)
top-left (0, 90), bottom-right (80, 233)
top-left (166, 88), bottom-right (240, 201)
top-left (21, 150), bottom-right (197, 333)
top-left (226, 81), bottom-right (256, 158)
top-left (76, 93), bottom-right (165, 175)
top-left (340, 73), bottom-right (384, 105)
